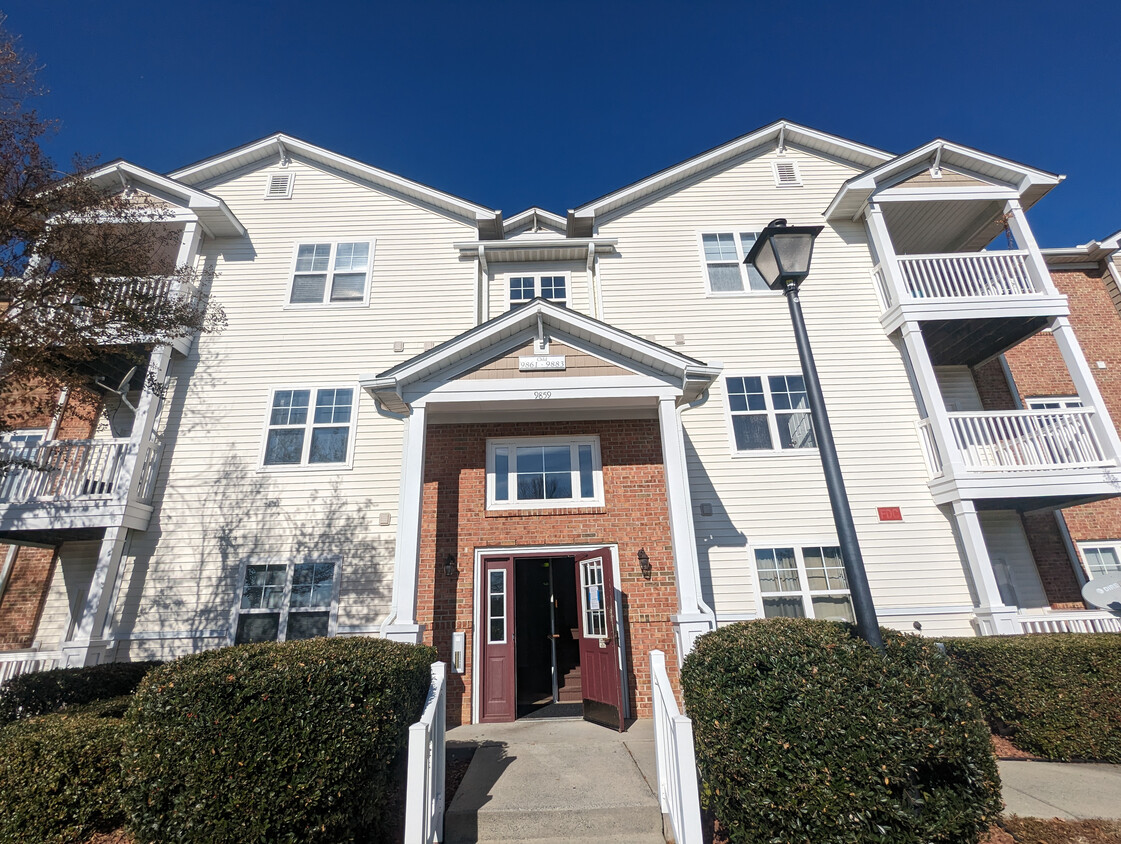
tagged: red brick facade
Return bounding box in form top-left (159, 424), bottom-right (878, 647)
top-left (0, 387), bottom-right (102, 650)
top-left (417, 418), bottom-right (680, 726)
top-left (973, 265), bottom-right (1121, 606)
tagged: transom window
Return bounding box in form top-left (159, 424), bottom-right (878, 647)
top-left (508, 274), bottom-right (568, 309)
top-left (486, 437), bottom-right (603, 509)
top-left (1026, 396), bottom-right (1083, 410)
top-left (262, 386), bottom-right (356, 468)
top-left (754, 545), bottom-right (853, 621)
top-left (234, 558), bottom-right (339, 644)
top-left (726, 375), bottom-right (816, 452)
top-left (288, 240), bottom-right (374, 305)
top-left (700, 232), bottom-right (770, 294)
top-left (1079, 543), bottom-right (1121, 580)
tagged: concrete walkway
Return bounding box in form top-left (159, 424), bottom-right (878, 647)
top-left (1000, 760), bottom-right (1121, 820)
top-left (445, 718), bottom-right (664, 844)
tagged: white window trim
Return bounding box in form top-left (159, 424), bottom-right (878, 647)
top-left (696, 230), bottom-right (783, 298)
top-left (504, 271), bottom-right (572, 310)
top-left (257, 384), bottom-right (359, 472)
top-left (229, 555), bottom-right (342, 645)
top-left (1026, 395), bottom-right (1084, 410)
top-left (486, 435), bottom-right (604, 510)
top-left (721, 372), bottom-right (818, 458)
top-left (284, 239), bottom-right (376, 309)
top-left (2, 428), bottom-right (48, 445)
top-left (771, 160), bottom-right (803, 188)
top-left (1077, 541), bottom-right (1121, 580)
top-left (486, 568), bottom-right (508, 644)
top-left (264, 172), bottom-right (295, 200)
top-left (749, 541), bottom-right (852, 620)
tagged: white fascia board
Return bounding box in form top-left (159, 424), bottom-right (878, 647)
top-left (502, 207), bottom-right (568, 235)
top-left (573, 120), bottom-right (892, 221)
top-left (454, 237), bottom-right (617, 255)
top-left (169, 133), bottom-right (495, 224)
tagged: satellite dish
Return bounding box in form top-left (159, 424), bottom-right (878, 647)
top-left (1081, 574), bottom-right (1121, 611)
top-left (95, 365), bottom-right (138, 413)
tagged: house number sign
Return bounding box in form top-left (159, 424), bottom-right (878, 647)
top-left (519, 355), bottom-right (566, 371)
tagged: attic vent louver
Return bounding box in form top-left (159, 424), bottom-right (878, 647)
top-left (265, 172), bottom-right (294, 199)
top-left (772, 161), bottom-right (802, 187)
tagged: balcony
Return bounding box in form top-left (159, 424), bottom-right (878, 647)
top-left (0, 437), bottom-right (161, 537)
top-left (918, 410), bottom-right (1121, 507)
top-left (876, 251), bottom-right (1067, 362)
top-left (79, 276), bottom-right (200, 355)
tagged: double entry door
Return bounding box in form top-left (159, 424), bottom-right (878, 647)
top-left (479, 548), bottom-right (625, 731)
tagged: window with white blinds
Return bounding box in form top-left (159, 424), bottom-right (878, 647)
top-left (288, 240), bottom-right (374, 306)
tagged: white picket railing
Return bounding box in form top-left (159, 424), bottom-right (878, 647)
top-left (1015, 612), bottom-right (1121, 634)
top-left (404, 661), bottom-right (447, 844)
top-left (948, 409), bottom-right (1111, 471)
top-left (897, 251), bottom-right (1037, 300)
top-left (872, 265), bottom-right (893, 310)
top-left (650, 650), bottom-right (703, 844)
top-left (0, 439), bottom-right (132, 504)
top-left (0, 650), bottom-right (62, 684)
top-left (916, 419), bottom-right (944, 479)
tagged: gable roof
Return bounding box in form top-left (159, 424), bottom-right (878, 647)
top-left (86, 161), bottom-right (246, 237)
top-left (502, 207), bottom-right (568, 238)
top-left (568, 120), bottom-right (893, 233)
top-left (825, 139), bottom-right (1063, 221)
top-left (361, 298), bottom-right (720, 413)
top-left (168, 133), bottom-right (501, 235)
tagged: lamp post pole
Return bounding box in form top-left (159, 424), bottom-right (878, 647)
top-left (782, 278), bottom-right (884, 650)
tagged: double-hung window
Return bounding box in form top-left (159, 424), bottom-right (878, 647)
top-left (234, 557), bottom-right (340, 644)
top-left (1079, 542), bottom-right (1121, 579)
top-left (754, 545), bottom-right (853, 621)
top-left (700, 232), bottom-right (770, 294)
top-left (508, 274), bottom-right (569, 309)
top-left (262, 386), bottom-right (356, 468)
top-left (487, 437), bottom-right (603, 509)
top-left (726, 375), bottom-right (815, 452)
top-left (288, 240), bottom-right (374, 305)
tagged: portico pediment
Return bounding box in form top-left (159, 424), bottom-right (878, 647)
top-left (360, 299), bottom-right (721, 415)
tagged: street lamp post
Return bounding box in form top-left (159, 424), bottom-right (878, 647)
top-left (745, 219), bottom-right (884, 651)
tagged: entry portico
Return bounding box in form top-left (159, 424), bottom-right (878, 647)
top-left (361, 299), bottom-right (720, 723)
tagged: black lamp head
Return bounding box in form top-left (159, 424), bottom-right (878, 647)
top-left (745, 218), bottom-right (824, 290)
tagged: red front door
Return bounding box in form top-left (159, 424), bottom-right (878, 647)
top-left (479, 556), bottom-right (515, 723)
top-left (574, 548), bottom-right (625, 731)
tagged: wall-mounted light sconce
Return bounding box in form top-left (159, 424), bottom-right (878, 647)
top-left (638, 548), bottom-right (652, 580)
top-left (444, 553), bottom-right (457, 577)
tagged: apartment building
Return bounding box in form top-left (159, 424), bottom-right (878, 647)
top-left (1, 122), bottom-right (1119, 728)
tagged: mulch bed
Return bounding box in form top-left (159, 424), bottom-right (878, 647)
top-left (992, 732), bottom-right (1040, 760)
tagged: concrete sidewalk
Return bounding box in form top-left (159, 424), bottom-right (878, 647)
top-left (1000, 760), bottom-right (1121, 820)
top-left (444, 718), bottom-right (663, 844)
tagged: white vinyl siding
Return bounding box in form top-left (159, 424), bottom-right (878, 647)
top-left (934, 366), bottom-right (984, 412)
top-left (594, 144), bottom-right (977, 634)
top-left (977, 511), bottom-right (1049, 610)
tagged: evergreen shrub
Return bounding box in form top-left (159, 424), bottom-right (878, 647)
top-left (0, 659), bottom-right (161, 724)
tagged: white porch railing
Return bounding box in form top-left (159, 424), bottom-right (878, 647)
top-left (0, 439), bottom-right (132, 505)
top-left (897, 251), bottom-right (1037, 300)
top-left (872, 265), bottom-right (893, 310)
top-left (1015, 611), bottom-right (1121, 635)
top-left (0, 650), bottom-right (62, 684)
top-left (948, 409), bottom-right (1111, 471)
top-left (404, 661), bottom-right (447, 844)
top-left (650, 650), bottom-right (703, 844)
top-left (916, 419), bottom-right (944, 479)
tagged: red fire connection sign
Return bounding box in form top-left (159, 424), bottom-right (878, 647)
top-left (877, 507), bottom-right (903, 522)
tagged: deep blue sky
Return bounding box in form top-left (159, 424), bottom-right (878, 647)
top-left (4, 1), bottom-right (1119, 246)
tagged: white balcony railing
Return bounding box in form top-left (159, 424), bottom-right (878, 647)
top-left (403, 661), bottom-right (446, 844)
top-left (0, 650), bottom-right (62, 684)
top-left (651, 649), bottom-right (703, 844)
top-left (917, 419), bottom-right (944, 479)
top-left (1014, 611), bottom-right (1121, 635)
top-left (897, 251), bottom-right (1037, 300)
top-left (0, 439), bottom-right (131, 505)
top-left (948, 409), bottom-right (1111, 472)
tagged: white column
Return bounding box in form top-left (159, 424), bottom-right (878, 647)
top-left (1051, 316), bottom-right (1121, 462)
top-left (898, 321), bottom-right (964, 478)
top-left (384, 403), bottom-right (427, 643)
top-left (65, 525), bottom-right (130, 665)
top-left (658, 397), bottom-right (715, 660)
top-left (951, 500), bottom-right (1018, 635)
top-left (1004, 199), bottom-right (1060, 296)
top-left (175, 220), bottom-right (202, 268)
top-left (864, 203), bottom-right (906, 307)
top-left (119, 345), bottom-right (172, 504)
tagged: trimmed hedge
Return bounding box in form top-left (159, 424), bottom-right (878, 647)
top-left (943, 633), bottom-right (1121, 762)
top-left (0, 709), bottom-right (127, 844)
top-left (122, 637), bottom-right (436, 844)
top-left (0, 659), bottom-right (161, 724)
top-left (682, 619), bottom-right (1001, 844)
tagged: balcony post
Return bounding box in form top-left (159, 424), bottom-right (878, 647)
top-left (1004, 200), bottom-right (1061, 296)
top-left (383, 402), bottom-right (426, 644)
top-left (898, 321), bottom-right (964, 477)
top-left (65, 524), bottom-right (129, 665)
top-left (1050, 316), bottom-right (1121, 462)
top-left (863, 203), bottom-right (906, 306)
top-left (951, 500), bottom-right (1018, 635)
top-left (120, 345), bottom-right (172, 504)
